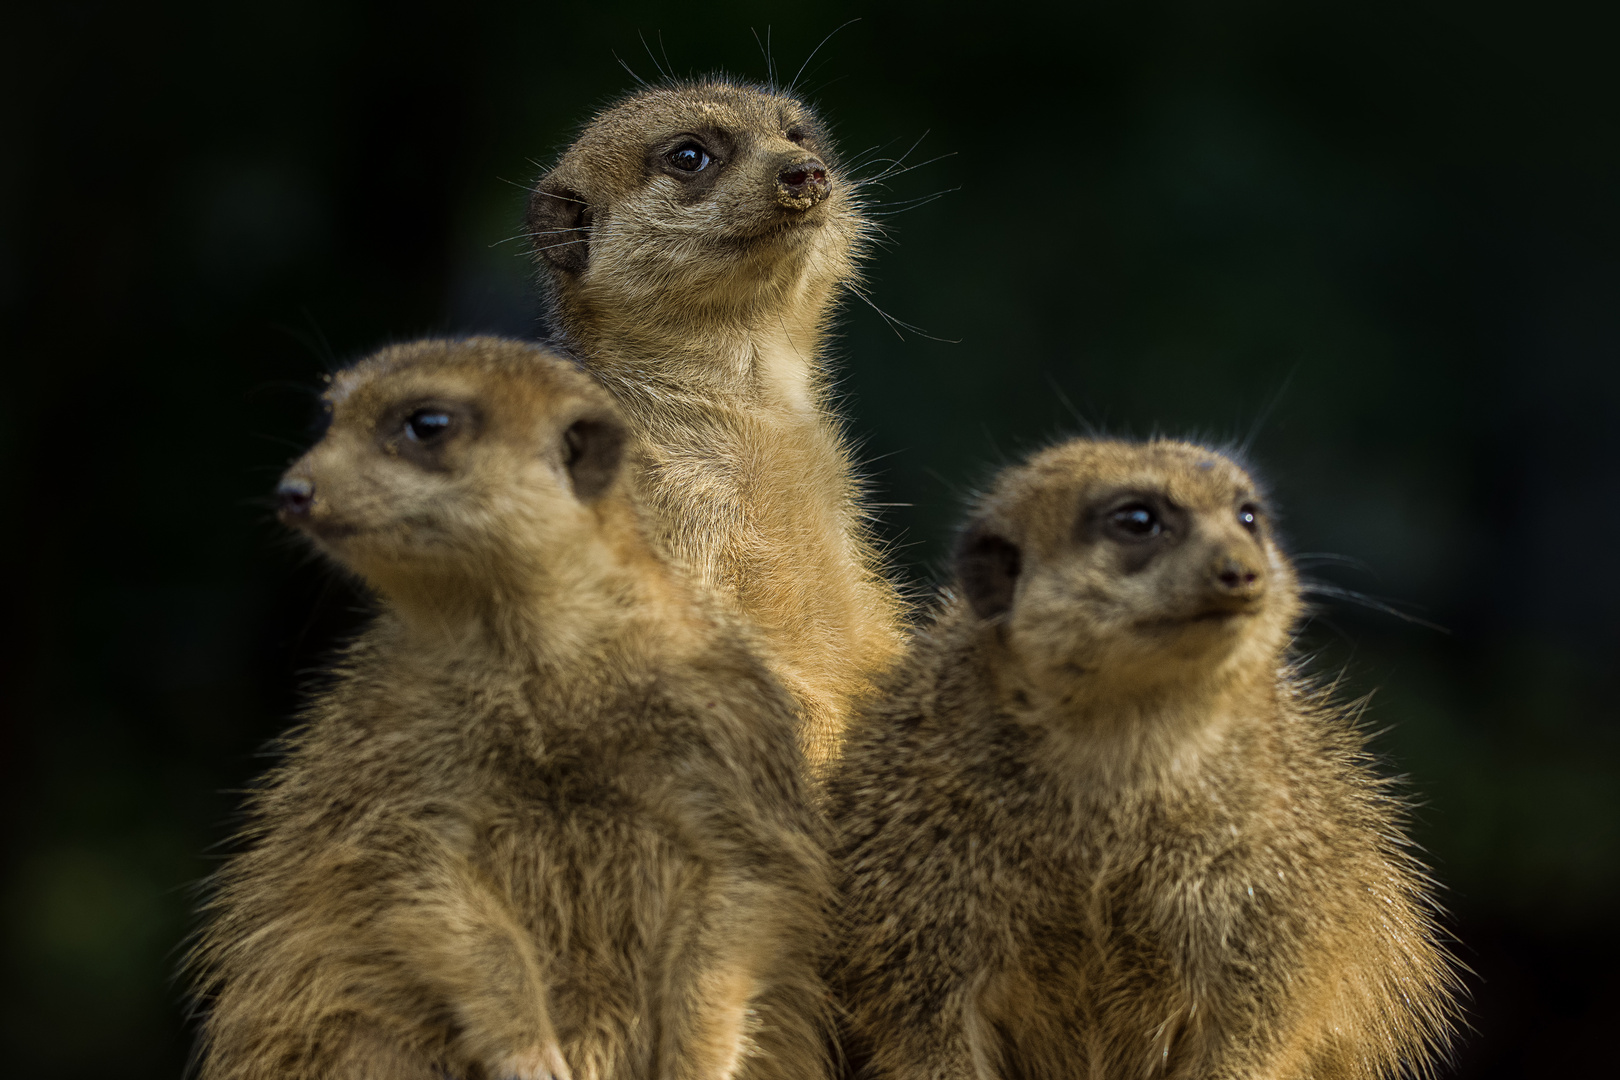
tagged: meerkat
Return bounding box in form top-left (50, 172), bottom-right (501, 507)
top-left (526, 78), bottom-right (905, 772)
top-left (186, 337), bottom-right (833, 1080)
top-left (829, 439), bottom-right (1460, 1080)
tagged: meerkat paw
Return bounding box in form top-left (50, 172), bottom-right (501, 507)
top-left (490, 1042), bottom-right (572, 1080)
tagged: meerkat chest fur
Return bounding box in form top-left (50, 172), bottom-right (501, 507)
top-left (997, 685), bottom-right (1323, 984)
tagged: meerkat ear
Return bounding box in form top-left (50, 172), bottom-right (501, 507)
top-left (955, 524), bottom-right (1022, 620)
top-left (527, 175), bottom-right (592, 274)
top-left (562, 412), bottom-right (627, 502)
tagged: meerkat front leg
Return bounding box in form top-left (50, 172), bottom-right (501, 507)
top-left (373, 858), bottom-right (570, 1080)
top-left (654, 901), bottom-right (769, 1080)
top-left (194, 844), bottom-right (568, 1080)
top-left (656, 877), bottom-right (831, 1080)
top-left (319, 1021), bottom-right (453, 1080)
top-left (669, 957), bottom-right (761, 1080)
top-left (864, 986), bottom-right (1004, 1080)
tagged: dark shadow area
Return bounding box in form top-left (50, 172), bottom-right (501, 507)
top-left (3, 3), bottom-right (1616, 1076)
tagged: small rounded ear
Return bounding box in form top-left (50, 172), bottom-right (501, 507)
top-left (954, 524), bottom-right (1022, 620)
top-left (562, 413), bottom-right (627, 502)
top-left (527, 175), bottom-right (592, 274)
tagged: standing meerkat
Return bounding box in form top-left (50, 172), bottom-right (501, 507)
top-left (829, 439), bottom-right (1459, 1080)
top-left (187, 338), bottom-right (832, 1080)
top-left (526, 78), bottom-right (905, 772)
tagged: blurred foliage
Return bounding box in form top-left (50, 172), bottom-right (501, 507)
top-left (3, 2), bottom-right (1617, 1076)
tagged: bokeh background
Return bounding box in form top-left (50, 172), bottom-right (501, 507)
top-left (5, 2), bottom-right (1617, 1076)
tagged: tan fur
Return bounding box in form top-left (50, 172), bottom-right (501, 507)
top-left (186, 338), bottom-right (833, 1080)
top-left (829, 439), bottom-right (1460, 1080)
top-left (527, 79), bottom-right (905, 773)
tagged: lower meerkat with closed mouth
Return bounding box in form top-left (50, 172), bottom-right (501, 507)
top-left (829, 439), bottom-right (1459, 1080)
top-left (186, 338), bottom-right (833, 1080)
top-left (528, 78), bottom-right (906, 774)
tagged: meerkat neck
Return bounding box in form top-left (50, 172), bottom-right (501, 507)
top-left (1013, 663), bottom-right (1278, 798)
top-left (377, 536), bottom-right (686, 678)
top-left (563, 294), bottom-right (831, 417)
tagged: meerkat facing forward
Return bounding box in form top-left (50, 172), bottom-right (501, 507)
top-left (528, 79), bottom-right (905, 772)
top-left (830, 439), bottom-right (1459, 1080)
top-left (187, 338), bottom-right (832, 1080)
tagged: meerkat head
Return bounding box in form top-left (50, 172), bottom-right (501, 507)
top-left (954, 440), bottom-right (1301, 704)
top-left (275, 337), bottom-right (629, 613)
top-left (528, 79), bottom-right (864, 324)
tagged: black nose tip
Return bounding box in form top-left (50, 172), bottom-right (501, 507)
top-left (776, 157), bottom-right (830, 207)
top-left (1213, 557), bottom-right (1261, 594)
top-left (277, 477), bottom-right (314, 519)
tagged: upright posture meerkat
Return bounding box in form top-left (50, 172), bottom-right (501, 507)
top-left (830, 440), bottom-right (1459, 1080)
top-left (527, 79), bottom-right (904, 771)
top-left (188, 338), bottom-right (832, 1080)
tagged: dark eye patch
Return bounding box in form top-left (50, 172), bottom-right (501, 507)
top-left (1079, 490), bottom-right (1186, 573)
top-left (380, 399), bottom-right (479, 470)
top-left (405, 409), bottom-right (453, 443)
top-left (1108, 503), bottom-right (1162, 540)
top-left (667, 143), bottom-right (711, 172)
top-left (648, 129), bottom-right (736, 201)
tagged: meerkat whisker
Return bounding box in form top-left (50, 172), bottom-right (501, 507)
top-left (612, 50), bottom-right (650, 89)
top-left (530, 188), bottom-right (589, 206)
top-left (786, 18), bottom-right (862, 96)
top-left (850, 138), bottom-right (951, 186)
top-left (1302, 582), bottom-right (1449, 632)
top-left (851, 153), bottom-right (958, 187)
top-left (635, 30), bottom-right (670, 83)
top-left (527, 238), bottom-right (591, 255)
top-left (864, 190), bottom-right (960, 217)
top-left (1293, 551), bottom-right (1380, 574)
top-left (487, 228), bottom-right (585, 249)
top-left (847, 285), bottom-right (958, 344)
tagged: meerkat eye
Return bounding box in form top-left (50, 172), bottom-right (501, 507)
top-left (667, 143), bottom-right (711, 172)
top-left (404, 409), bottom-right (453, 443)
top-left (785, 127), bottom-right (807, 145)
top-left (1107, 503), bottom-right (1162, 540)
top-left (1238, 503), bottom-right (1260, 532)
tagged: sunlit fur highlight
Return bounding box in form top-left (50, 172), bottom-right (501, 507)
top-left (186, 338), bottom-right (833, 1080)
top-left (830, 438), bottom-right (1460, 1080)
top-left (528, 78), bottom-right (905, 775)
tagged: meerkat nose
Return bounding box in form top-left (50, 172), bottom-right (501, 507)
top-left (776, 157), bottom-right (830, 207)
top-left (277, 476), bottom-right (315, 521)
top-left (1212, 555), bottom-right (1263, 597)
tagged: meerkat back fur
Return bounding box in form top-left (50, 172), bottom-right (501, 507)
top-left (187, 338), bottom-right (833, 1080)
top-left (528, 78), bottom-right (905, 772)
top-left (829, 439), bottom-right (1459, 1080)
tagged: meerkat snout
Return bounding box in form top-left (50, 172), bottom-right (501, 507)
top-left (276, 476), bottom-right (313, 522)
top-left (776, 155), bottom-right (829, 209)
top-left (1210, 551), bottom-right (1263, 598)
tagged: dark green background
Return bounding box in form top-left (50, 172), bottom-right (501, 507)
top-left (5, 3), bottom-right (1616, 1076)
